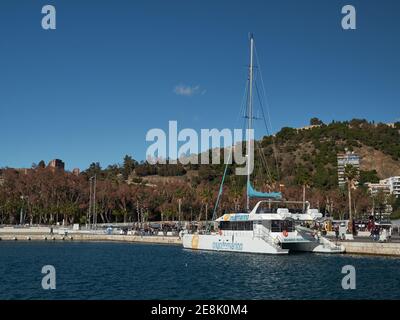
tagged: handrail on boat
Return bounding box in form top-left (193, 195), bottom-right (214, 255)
top-left (257, 227), bottom-right (281, 250)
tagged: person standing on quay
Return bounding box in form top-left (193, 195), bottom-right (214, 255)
top-left (335, 225), bottom-right (340, 244)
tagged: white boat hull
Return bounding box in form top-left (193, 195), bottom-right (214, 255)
top-left (182, 231), bottom-right (345, 255)
top-left (182, 233), bottom-right (289, 254)
top-left (281, 240), bottom-right (345, 253)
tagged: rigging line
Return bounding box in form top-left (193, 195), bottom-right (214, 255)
top-left (211, 147), bottom-right (232, 222)
top-left (254, 81), bottom-right (276, 184)
top-left (254, 80), bottom-right (271, 136)
top-left (255, 139), bottom-right (274, 185)
top-left (256, 139), bottom-right (273, 182)
top-left (254, 52), bottom-right (281, 184)
top-left (254, 43), bottom-right (273, 133)
top-left (238, 79), bottom-right (249, 125)
top-left (255, 145), bottom-right (266, 185)
top-left (236, 78), bottom-right (250, 169)
top-left (249, 81), bottom-right (274, 186)
top-left (211, 79), bottom-right (249, 221)
top-left (254, 44), bottom-right (281, 182)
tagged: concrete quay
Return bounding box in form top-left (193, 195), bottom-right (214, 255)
top-left (339, 241), bottom-right (400, 256)
top-left (1, 227), bottom-right (400, 256)
top-left (0, 231), bottom-right (182, 245)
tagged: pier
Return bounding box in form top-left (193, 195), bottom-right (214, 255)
top-left (0, 227), bottom-right (182, 245)
top-left (0, 233), bottom-right (182, 245)
top-left (2, 227), bottom-right (400, 256)
top-left (341, 241), bottom-right (400, 256)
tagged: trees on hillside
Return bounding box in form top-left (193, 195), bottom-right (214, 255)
top-left (310, 117), bottom-right (324, 126)
top-left (1, 119), bottom-right (398, 224)
top-left (123, 155), bottom-right (137, 180)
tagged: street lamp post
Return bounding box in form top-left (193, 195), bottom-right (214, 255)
top-left (93, 175), bottom-right (97, 229)
top-left (0, 205), bottom-right (3, 225)
top-left (19, 206), bottom-right (23, 225)
top-left (88, 179), bottom-right (92, 229)
top-left (178, 198), bottom-right (181, 223)
top-left (20, 195), bottom-right (27, 225)
top-left (88, 175), bottom-right (97, 230)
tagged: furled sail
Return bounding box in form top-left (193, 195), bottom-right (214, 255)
top-left (247, 181), bottom-right (282, 199)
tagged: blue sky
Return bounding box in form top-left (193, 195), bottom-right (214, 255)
top-left (1, 0), bottom-right (399, 170)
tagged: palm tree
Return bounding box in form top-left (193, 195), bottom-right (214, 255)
top-left (299, 176), bottom-right (312, 213)
top-left (294, 166), bottom-right (312, 212)
top-left (344, 164), bottom-right (358, 233)
top-left (228, 177), bottom-right (244, 212)
top-left (199, 186), bottom-right (213, 222)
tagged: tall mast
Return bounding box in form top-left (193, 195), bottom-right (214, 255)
top-left (246, 34), bottom-right (254, 212)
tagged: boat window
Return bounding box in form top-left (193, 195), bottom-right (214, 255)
top-left (255, 202), bottom-right (305, 214)
top-left (219, 221), bottom-right (254, 231)
top-left (271, 220), bottom-right (294, 232)
top-left (256, 206), bottom-right (277, 214)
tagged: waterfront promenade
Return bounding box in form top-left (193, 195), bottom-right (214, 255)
top-left (1, 226), bottom-right (400, 256)
top-left (0, 227), bottom-right (181, 245)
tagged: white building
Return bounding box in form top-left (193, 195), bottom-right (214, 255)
top-left (296, 124), bottom-right (321, 131)
top-left (367, 182), bottom-right (391, 196)
top-left (337, 151), bottom-right (360, 188)
top-left (381, 176), bottom-right (400, 198)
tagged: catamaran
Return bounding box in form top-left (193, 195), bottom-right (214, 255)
top-left (182, 34), bottom-right (345, 254)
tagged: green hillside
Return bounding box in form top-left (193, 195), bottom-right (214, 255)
top-left (1, 119), bottom-right (399, 224)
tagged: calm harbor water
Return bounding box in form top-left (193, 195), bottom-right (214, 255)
top-left (0, 241), bottom-right (399, 300)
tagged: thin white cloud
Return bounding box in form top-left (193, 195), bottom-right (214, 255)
top-left (173, 84), bottom-right (203, 97)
